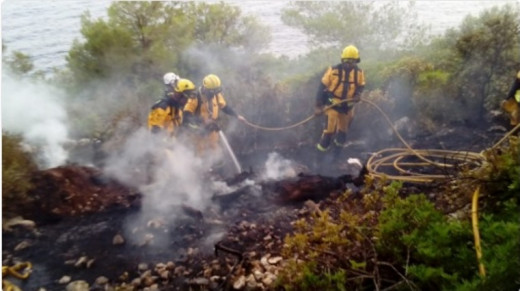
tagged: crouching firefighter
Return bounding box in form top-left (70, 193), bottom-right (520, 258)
top-left (501, 70), bottom-right (520, 127)
top-left (315, 45), bottom-right (366, 152)
top-left (148, 78), bottom-right (197, 137)
top-left (183, 74), bottom-right (245, 158)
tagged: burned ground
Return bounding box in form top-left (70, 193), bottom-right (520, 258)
top-left (1, 122), bottom-right (509, 290)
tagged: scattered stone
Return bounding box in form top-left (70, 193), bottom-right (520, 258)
top-left (112, 234), bottom-right (125, 245)
top-left (66, 280), bottom-right (89, 291)
top-left (3, 217), bottom-right (36, 232)
top-left (14, 240), bottom-right (32, 251)
top-left (262, 272), bottom-right (277, 286)
top-left (188, 277), bottom-right (209, 285)
top-left (138, 263), bottom-right (149, 272)
top-left (58, 276), bottom-right (71, 284)
top-left (146, 219), bottom-right (164, 229)
top-left (86, 259), bottom-right (95, 268)
top-left (95, 276), bottom-right (109, 285)
top-left (246, 274), bottom-right (258, 288)
top-left (233, 275), bottom-right (246, 289)
top-left (74, 256), bottom-right (88, 267)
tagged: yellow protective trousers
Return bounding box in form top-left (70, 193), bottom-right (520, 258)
top-left (317, 108), bottom-right (354, 151)
top-left (189, 130), bottom-right (221, 159)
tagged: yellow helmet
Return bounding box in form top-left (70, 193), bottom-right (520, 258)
top-left (174, 79), bottom-right (196, 93)
top-left (202, 74), bottom-right (222, 90)
top-left (341, 45), bottom-right (360, 62)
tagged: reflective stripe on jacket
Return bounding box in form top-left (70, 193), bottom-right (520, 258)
top-left (184, 90), bottom-right (228, 123)
top-left (322, 64), bottom-right (365, 100)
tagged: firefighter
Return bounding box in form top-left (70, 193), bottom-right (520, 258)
top-left (183, 74), bottom-right (245, 156)
top-left (502, 70), bottom-right (520, 126)
top-left (314, 45), bottom-right (366, 152)
top-left (163, 72), bottom-right (180, 93)
top-left (148, 78), bottom-right (197, 136)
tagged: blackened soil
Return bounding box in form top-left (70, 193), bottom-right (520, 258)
top-left (2, 122), bottom-right (510, 290)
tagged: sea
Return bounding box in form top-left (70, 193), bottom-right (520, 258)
top-left (1, 0), bottom-right (519, 75)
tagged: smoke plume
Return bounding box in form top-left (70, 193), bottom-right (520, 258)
top-left (2, 71), bottom-right (69, 168)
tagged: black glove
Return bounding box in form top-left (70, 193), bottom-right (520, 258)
top-left (205, 122), bottom-right (220, 132)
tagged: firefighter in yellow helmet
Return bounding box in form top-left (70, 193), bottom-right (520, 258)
top-left (147, 78), bottom-right (197, 136)
top-left (501, 70), bottom-right (520, 126)
top-left (183, 74), bottom-right (245, 155)
top-left (314, 45), bottom-right (366, 152)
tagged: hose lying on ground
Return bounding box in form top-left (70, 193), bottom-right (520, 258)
top-left (240, 97), bottom-right (520, 183)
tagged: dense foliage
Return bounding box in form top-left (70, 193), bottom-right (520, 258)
top-left (279, 139), bottom-right (520, 290)
top-left (2, 133), bottom-right (38, 219)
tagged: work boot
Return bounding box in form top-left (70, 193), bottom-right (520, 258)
top-left (317, 133), bottom-right (333, 152)
top-left (333, 131), bottom-right (347, 147)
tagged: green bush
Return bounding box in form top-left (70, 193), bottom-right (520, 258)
top-left (2, 132), bottom-right (38, 219)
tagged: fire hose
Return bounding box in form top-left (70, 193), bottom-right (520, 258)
top-left (240, 98), bottom-right (517, 277)
top-left (239, 97), bottom-right (520, 281)
top-left (2, 262), bottom-right (32, 291)
top-left (240, 97), bottom-right (520, 183)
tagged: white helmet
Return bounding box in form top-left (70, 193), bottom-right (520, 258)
top-left (163, 72), bottom-right (180, 86)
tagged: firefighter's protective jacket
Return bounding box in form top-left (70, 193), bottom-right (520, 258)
top-left (507, 70), bottom-right (520, 103)
top-left (183, 89), bottom-right (237, 129)
top-left (147, 91), bottom-right (184, 135)
top-left (316, 63), bottom-right (366, 113)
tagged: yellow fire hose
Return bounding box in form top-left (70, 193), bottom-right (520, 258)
top-left (2, 262), bottom-right (32, 291)
top-left (471, 186), bottom-right (486, 278)
top-left (240, 97), bottom-right (519, 278)
top-left (241, 97), bottom-right (520, 183)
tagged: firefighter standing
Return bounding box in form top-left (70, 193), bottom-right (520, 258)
top-left (502, 70), bottom-right (520, 126)
top-left (148, 78), bottom-right (197, 136)
top-left (183, 74), bottom-right (245, 156)
top-left (315, 45), bottom-right (366, 152)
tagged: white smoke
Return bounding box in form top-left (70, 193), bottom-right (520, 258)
top-left (1, 72), bottom-right (69, 168)
top-left (103, 128), bottom-right (227, 246)
top-left (262, 152), bottom-right (298, 180)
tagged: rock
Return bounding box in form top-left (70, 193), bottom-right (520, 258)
top-left (130, 278), bottom-right (142, 287)
top-left (66, 280), bottom-right (89, 291)
top-left (203, 267), bottom-right (212, 277)
top-left (58, 276), bottom-right (71, 284)
top-left (174, 265), bottom-right (186, 276)
top-left (138, 263), bottom-right (149, 272)
top-left (141, 233), bottom-right (154, 246)
top-left (260, 255), bottom-right (271, 269)
top-left (113, 234), bottom-right (125, 245)
top-left (147, 219), bottom-right (164, 229)
top-left (166, 261), bottom-right (175, 269)
top-left (233, 275), bottom-right (246, 289)
top-left (253, 269), bottom-right (264, 281)
top-left (3, 217), bottom-right (36, 232)
top-left (188, 277), bottom-right (209, 285)
top-left (74, 256), bottom-right (88, 267)
top-left (86, 259), bottom-right (95, 268)
top-left (140, 270), bottom-right (152, 279)
top-left (95, 276), bottom-right (109, 285)
top-left (158, 269), bottom-right (169, 279)
top-left (246, 274), bottom-right (258, 289)
top-left (14, 240), bottom-right (32, 251)
top-left (261, 273), bottom-right (277, 286)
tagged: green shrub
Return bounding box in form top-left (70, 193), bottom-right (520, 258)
top-left (2, 132), bottom-right (38, 219)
